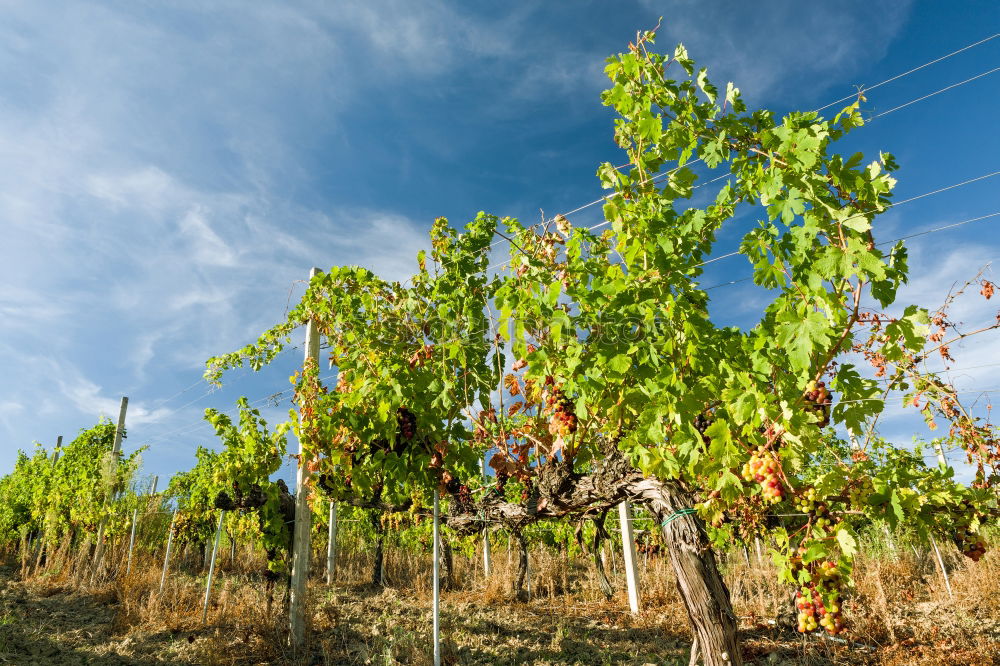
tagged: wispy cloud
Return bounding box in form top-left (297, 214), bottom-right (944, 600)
top-left (647, 0), bottom-right (913, 104)
top-left (57, 375), bottom-right (173, 427)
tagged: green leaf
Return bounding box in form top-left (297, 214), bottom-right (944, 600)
top-left (842, 214), bottom-right (871, 233)
top-left (835, 526), bottom-right (857, 558)
top-left (609, 354), bottom-right (632, 374)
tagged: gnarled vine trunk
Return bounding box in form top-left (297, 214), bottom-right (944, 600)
top-left (512, 530), bottom-right (529, 601)
top-left (370, 513), bottom-right (386, 586)
top-left (446, 447), bottom-right (742, 664)
top-left (590, 511), bottom-right (615, 601)
top-left (439, 537), bottom-right (454, 590)
top-left (626, 478), bottom-right (741, 666)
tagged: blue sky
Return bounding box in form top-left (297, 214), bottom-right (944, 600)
top-left (1, 1), bottom-right (999, 486)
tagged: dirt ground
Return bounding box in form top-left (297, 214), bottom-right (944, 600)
top-left (0, 562), bottom-right (997, 666)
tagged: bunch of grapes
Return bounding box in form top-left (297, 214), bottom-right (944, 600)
top-left (791, 555), bottom-right (845, 635)
top-left (214, 490), bottom-right (236, 511)
top-left (546, 390), bottom-right (578, 437)
top-left (381, 512), bottom-right (407, 531)
top-left (171, 513), bottom-right (204, 542)
top-left (520, 479), bottom-right (534, 504)
top-left (795, 580), bottom-right (844, 635)
top-left (742, 447), bottom-right (784, 503)
top-left (847, 476), bottom-right (875, 509)
top-left (396, 407), bottom-right (417, 441)
top-left (956, 530), bottom-right (987, 561)
top-left (456, 483), bottom-right (473, 510)
top-left (494, 468), bottom-right (509, 495)
top-left (793, 487), bottom-right (818, 513)
top-left (804, 381), bottom-right (833, 427)
top-left (694, 413), bottom-right (712, 445)
top-left (634, 536), bottom-right (663, 557)
top-left (793, 488), bottom-right (836, 529)
top-left (953, 500), bottom-right (988, 561)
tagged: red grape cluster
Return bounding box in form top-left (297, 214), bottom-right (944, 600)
top-left (456, 483), bottom-right (473, 509)
top-left (791, 555), bottom-right (845, 635)
top-left (955, 529), bottom-right (987, 561)
top-left (634, 535), bottom-right (663, 557)
top-left (694, 413), bottom-right (712, 445)
top-left (396, 407), bottom-right (417, 441)
top-left (520, 479), bottom-right (534, 504)
top-left (546, 390), bottom-right (578, 437)
top-left (795, 578), bottom-right (844, 635)
top-left (494, 468), bottom-right (509, 495)
top-left (742, 447), bottom-right (784, 503)
top-left (804, 380), bottom-right (832, 427)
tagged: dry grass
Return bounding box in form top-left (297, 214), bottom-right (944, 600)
top-left (1, 533), bottom-right (998, 665)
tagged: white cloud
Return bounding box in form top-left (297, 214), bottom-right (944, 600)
top-left (646, 0), bottom-right (913, 104)
top-left (178, 207), bottom-right (240, 268)
top-left (325, 0), bottom-right (514, 72)
top-left (0, 401), bottom-right (24, 433)
top-left (58, 375), bottom-right (172, 427)
top-left (85, 167), bottom-right (177, 214)
top-left (0, 285), bottom-right (69, 331)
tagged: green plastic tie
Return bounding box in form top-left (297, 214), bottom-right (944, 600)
top-left (661, 507), bottom-right (697, 527)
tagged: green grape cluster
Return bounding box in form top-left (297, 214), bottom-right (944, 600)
top-left (847, 476), bottom-right (875, 509)
top-left (793, 487), bottom-right (818, 513)
top-left (953, 499), bottom-right (988, 561)
top-left (794, 487), bottom-right (840, 529)
top-left (812, 504), bottom-right (837, 531)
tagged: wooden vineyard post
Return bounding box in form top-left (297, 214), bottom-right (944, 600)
top-left (432, 490), bottom-right (441, 666)
top-left (51, 435), bottom-right (62, 464)
top-left (326, 500), bottom-right (338, 584)
top-left (201, 510), bottom-right (225, 624)
top-left (481, 457), bottom-right (492, 577)
top-left (91, 396), bottom-right (128, 584)
top-left (525, 543), bottom-right (532, 600)
top-left (931, 536), bottom-right (954, 600)
top-left (928, 440), bottom-right (955, 599)
top-left (290, 267), bottom-right (320, 650)
top-left (618, 501), bottom-right (641, 614)
top-left (160, 509), bottom-right (177, 594)
top-left (126, 476), bottom-right (157, 575)
top-left (933, 440), bottom-right (949, 468)
top-left (884, 525), bottom-right (898, 558)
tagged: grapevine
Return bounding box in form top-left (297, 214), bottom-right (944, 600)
top-left (203, 27), bottom-right (1000, 664)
